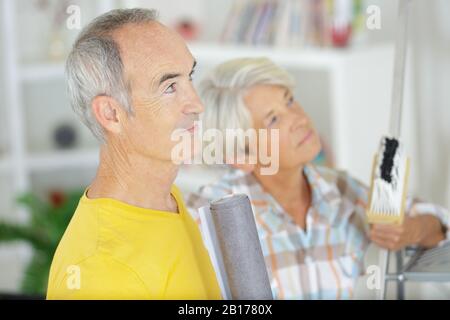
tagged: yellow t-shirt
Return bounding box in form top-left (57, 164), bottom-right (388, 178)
top-left (46, 185), bottom-right (222, 300)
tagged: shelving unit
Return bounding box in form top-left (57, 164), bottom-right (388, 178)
top-left (0, 158), bottom-right (10, 174)
top-left (26, 149), bottom-right (99, 172)
top-left (3, 41), bottom-right (402, 183)
top-left (1, 0), bottom-right (115, 193)
top-left (20, 62), bottom-right (65, 82)
top-left (0, 0), bottom-right (116, 292)
top-left (0, 21), bottom-right (404, 186)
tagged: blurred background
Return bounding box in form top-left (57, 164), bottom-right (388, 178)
top-left (0, 0), bottom-right (449, 299)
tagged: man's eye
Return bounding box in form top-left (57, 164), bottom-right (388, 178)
top-left (189, 72), bottom-right (195, 82)
top-left (164, 83), bottom-right (176, 94)
top-left (287, 96), bottom-right (294, 107)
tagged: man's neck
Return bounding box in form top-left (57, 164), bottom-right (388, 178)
top-left (87, 144), bottom-right (179, 213)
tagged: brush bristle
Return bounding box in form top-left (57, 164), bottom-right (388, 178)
top-left (369, 136), bottom-right (408, 217)
top-left (380, 138), bottom-right (399, 184)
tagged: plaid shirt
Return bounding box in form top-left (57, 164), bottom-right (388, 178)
top-left (185, 165), bottom-right (450, 300)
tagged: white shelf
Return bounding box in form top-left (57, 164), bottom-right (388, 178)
top-left (20, 62), bottom-right (65, 82)
top-left (14, 43), bottom-right (394, 83)
top-left (26, 149), bottom-right (99, 172)
top-left (0, 0), bottom-right (119, 294)
top-left (189, 42), bottom-right (393, 69)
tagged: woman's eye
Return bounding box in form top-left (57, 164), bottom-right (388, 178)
top-left (268, 115), bottom-right (278, 126)
top-left (164, 83), bottom-right (176, 94)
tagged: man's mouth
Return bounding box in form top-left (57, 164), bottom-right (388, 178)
top-left (186, 123), bottom-right (197, 133)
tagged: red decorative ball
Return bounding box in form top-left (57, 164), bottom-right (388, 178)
top-left (49, 191), bottom-right (66, 208)
top-left (331, 24), bottom-right (352, 48)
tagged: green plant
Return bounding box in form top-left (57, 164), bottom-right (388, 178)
top-left (0, 189), bottom-right (84, 296)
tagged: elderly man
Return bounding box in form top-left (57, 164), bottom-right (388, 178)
top-left (47, 8), bottom-right (221, 300)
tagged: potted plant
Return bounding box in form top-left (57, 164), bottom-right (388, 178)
top-left (0, 189), bottom-right (83, 298)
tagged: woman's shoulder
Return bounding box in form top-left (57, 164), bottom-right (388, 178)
top-left (308, 164), bottom-right (369, 202)
top-left (184, 167), bottom-right (256, 210)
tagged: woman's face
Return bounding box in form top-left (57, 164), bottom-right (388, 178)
top-left (243, 84), bottom-right (322, 172)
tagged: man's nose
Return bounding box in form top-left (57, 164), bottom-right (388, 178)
top-left (184, 85), bottom-right (205, 115)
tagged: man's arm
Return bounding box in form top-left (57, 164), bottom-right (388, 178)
top-left (47, 254), bottom-right (155, 300)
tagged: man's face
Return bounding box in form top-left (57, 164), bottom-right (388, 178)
top-left (111, 22), bottom-right (203, 163)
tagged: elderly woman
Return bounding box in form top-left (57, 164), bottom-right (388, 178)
top-left (186, 57), bottom-right (450, 300)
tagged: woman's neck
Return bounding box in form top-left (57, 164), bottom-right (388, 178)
top-left (253, 165), bottom-right (312, 229)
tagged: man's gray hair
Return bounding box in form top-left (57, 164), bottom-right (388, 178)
top-left (66, 8), bottom-right (158, 142)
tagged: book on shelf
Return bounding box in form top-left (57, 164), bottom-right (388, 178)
top-left (220, 0), bottom-right (366, 49)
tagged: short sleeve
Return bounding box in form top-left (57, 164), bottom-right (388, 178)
top-left (47, 254), bottom-right (156, 300)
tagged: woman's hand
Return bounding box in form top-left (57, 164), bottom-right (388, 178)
top-left (369, 214), bottom-right (445, 251)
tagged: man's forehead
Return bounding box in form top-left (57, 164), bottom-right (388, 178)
top-left (114, 21), bottom-right (168, 41)
top-left (114, 22), bottom-right (181, 55)
top-left (113, 22), bottom-right (194, 79)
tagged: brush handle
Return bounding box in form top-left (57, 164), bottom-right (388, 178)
top-left (389, 0), bottom-right (412, 138)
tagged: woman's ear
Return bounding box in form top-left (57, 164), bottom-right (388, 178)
top-left (226, 152), bottom-right (256, 173)
top-left (91, 96), bottom-right (123, 135)
top-left (225, 146), bottom-right (258, 173)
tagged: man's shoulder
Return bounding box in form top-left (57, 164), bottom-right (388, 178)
top-left (52, 198), bottom-right (100, 261)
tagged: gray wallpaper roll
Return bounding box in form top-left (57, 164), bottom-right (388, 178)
top-left (210, 194), bottom-right (273, 300)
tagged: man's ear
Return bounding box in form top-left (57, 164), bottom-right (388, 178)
top-left (91, 95), bottom-right (123, 135)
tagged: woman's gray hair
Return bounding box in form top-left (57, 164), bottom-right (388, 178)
top-left (198, 57), bottom-right (295, 135)
top-left (66, 8), bottom-right (158, 142)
